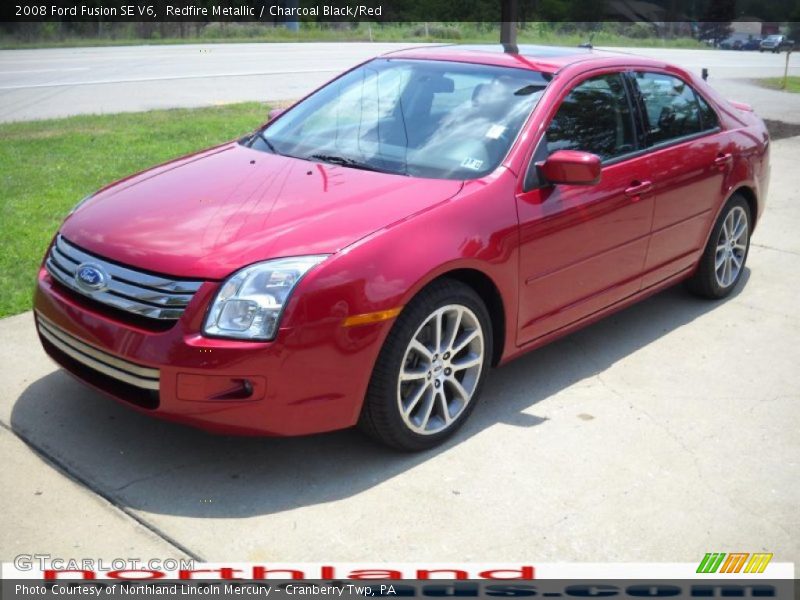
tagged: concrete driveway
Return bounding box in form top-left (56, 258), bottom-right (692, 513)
top-left (1, 139), bottom-right (798, 565)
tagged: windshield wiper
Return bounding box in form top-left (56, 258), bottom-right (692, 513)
top-left (252, 130), bottom-right (280, 155)
top-left (307, 153), bottom-right (405, 176)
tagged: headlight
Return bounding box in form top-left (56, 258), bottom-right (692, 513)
top-left (203, 256), bottom-right (328, 341)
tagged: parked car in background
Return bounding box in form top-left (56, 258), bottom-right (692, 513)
top-left (720, 36), bottom-right (762, 51)
top-left (34, 45), bottom-right (770, 450)
top-left (760, 35), bottom-right (794, 52)
top-left (720, 38), bottom-right (743, 51)
top-left (741, 38), bottom-right (762, 51)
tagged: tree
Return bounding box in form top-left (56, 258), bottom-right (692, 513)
top-left (788, 13), bottom-right (800, 46)
top-left (698, 21), bottom-right (733, 47)
top-left (697, 0), bottom-right (735, 47)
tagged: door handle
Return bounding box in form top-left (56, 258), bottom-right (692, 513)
top-left (624, 180), bottom-right (653, 201)
top-left (714, 153), bottom-right (733, 168)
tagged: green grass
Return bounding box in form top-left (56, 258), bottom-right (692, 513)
top-left (756, 76), bottom-right (800, 93)
top-left (0, 102), bottom-right (269, 318)
top-left (0, 23), bottom-right (705, 50)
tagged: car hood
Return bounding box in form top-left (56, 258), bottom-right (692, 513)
top-left (61, 143), bottom-right (464, 280)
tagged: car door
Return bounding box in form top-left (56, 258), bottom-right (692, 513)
top-left (627, 71), bottom-right (729, 288)
top-left (515, 71), bottom-right (655, 346)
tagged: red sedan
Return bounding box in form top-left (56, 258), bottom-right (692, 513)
top-left (34, 45), bottom-right (769, 450)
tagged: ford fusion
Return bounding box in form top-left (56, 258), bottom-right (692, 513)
top-left (35, 45), bottom-right (769, 450)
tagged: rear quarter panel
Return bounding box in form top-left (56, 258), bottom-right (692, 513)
top-left (689, 72), bottom-right (770, 226)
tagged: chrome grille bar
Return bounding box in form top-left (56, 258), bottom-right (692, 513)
top-left (36, 313), bottom-right (160, 391)
top-left (45, 235), bottom-right (204, 320)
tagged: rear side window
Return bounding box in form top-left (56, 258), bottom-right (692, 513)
top-left (695, 91), bottom-right (719, 131)
top-left (546, 73), bottom-right (635, 161)
top-left (633, 72), bottom-right (707, 145)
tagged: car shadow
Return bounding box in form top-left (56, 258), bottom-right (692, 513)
top-left (10, 272), bottom-right (749, 518)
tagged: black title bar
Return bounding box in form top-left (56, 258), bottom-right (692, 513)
top-left (2, 0), bottom-right (799, 23)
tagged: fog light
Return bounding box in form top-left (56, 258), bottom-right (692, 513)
top-left (177, 374), bottom-right (266, 402)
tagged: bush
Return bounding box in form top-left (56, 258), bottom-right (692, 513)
top-left (623, 22), bottom-right (658, 39)
top-left (409, 23), bottom-right (462, 39)
top-left (200, 23), bottom-right (275, 39)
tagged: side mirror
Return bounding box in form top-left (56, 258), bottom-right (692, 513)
top-left (268, 107), bottom-right (286, 121)
top-left (538, 150), bottom-right (601, 186)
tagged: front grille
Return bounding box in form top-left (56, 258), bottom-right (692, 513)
top-left (45, 234), bottom-right (203, 320)
top-left (36, 313), bottom-right (160, 393)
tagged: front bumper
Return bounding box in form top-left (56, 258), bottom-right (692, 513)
top-left (34, 267), bottom-right (385, 436)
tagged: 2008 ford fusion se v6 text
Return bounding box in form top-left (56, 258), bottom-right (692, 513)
top-left (34, 45), bottom-right (769, 450)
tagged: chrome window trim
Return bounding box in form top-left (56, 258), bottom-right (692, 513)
top-left (602, 127), bottom-right (721, 167)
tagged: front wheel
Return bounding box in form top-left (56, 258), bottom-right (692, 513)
top-left (686, 195), bottom-right (751, 299)
top-left (358, 279), bottom-right (492, 451)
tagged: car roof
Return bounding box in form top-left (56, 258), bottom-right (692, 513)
top-left (380, 44), bottom-right (666, 74)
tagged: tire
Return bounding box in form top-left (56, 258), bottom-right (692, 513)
top-left (358, 279), bottom-right (493, 451)
top-left (686, 194), bottom-right (751, 299)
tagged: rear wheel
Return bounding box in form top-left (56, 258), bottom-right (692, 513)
top-left (686, 195), bottom-right (751, 299)
top-left (358, 279), bottom-right (492, 451)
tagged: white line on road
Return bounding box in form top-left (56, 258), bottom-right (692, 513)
top-left (0, 67), bottom-right (91, 75)
top-left (0, 68), bottom-right (340, 91)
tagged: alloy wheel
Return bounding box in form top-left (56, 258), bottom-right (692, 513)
top-left (396, 304), bottom-right (484, 435)
top-left (714, 205), bottom-right (749, 288)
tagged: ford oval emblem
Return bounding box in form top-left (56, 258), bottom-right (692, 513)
top-left (75, 263), bottom-right (107, 291)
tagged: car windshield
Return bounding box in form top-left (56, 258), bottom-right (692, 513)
top-left (766, 35), bottom-right (781, 41)
top-left (253, 58), bottom-right (550, 179)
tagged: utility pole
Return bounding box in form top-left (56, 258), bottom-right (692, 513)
top-left (501, 0), bottom-right (518, 54)
top-left (783, 48), bottom-right (792, 90)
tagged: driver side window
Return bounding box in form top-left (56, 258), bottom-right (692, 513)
top-left (546, 73), bottom-right (635, 161)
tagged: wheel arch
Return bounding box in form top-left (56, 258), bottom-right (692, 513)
top-left (421, 268), bottom-right (506, 367)
top-left (730, 185), bottom-right (759, 230)
top-left (704, 184), bottom-right (760, 249)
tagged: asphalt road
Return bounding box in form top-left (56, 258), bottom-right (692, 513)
top-left (0, 42), bottom-right (415, 122)
top-left (0, 43), bottom-right (799, 122)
